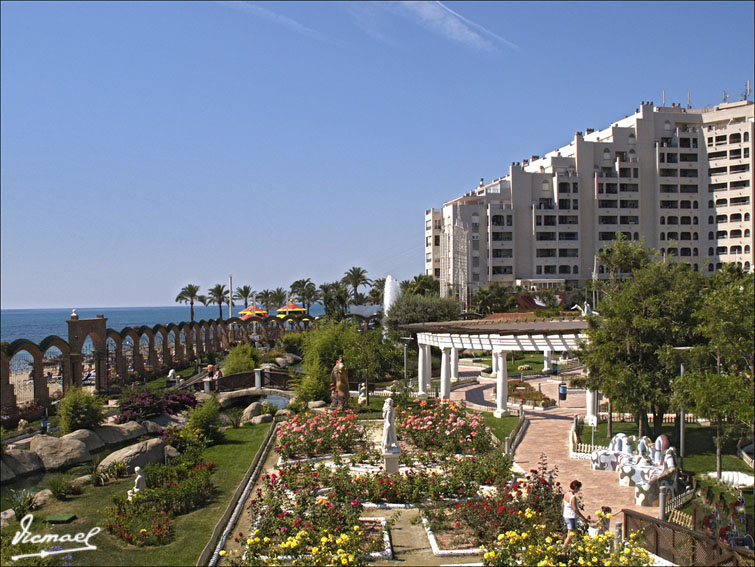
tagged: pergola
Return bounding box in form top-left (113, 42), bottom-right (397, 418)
top-left (401, 317), bottom-right (590, 417)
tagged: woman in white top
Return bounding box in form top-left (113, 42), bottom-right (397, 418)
top-left (563, 479), bottom-right (590, 548)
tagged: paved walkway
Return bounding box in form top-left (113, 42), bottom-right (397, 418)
top-left (451, 369), bottom-right (654, 531)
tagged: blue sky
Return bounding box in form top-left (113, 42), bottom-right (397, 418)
top-left (1, 1), bottom-right (753, 309)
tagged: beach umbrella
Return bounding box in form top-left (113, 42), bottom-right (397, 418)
top-left (276, 302), bottom-right (306, 317)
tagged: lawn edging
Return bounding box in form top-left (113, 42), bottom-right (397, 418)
top-left (199, 420), bottom-right (279, 567)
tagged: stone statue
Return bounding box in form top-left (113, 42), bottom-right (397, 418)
top-left (382, 398), bottom-right (398, 451)
top-left (331, 357), bottom-right (350, 410)
top-left (653, 434), bottom-right (670, 466)
top-left (357, 382), bottom-right (368, 406)
top-left (658, 447), bottom-right (679, 496)
top-left (127, 466), bottom-right (146, 502)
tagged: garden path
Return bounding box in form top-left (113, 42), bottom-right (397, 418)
top-left (451, 370), bottom-right (657, 532)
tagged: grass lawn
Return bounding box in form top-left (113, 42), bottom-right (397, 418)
top-left (483, 413), bottom-right (520, 443)
top-left (0, 423), bottom-right (271, 566)
top-left (473, 352), bottom-right (546, 376)
top-left (144, 366), bottom-right (197, 394)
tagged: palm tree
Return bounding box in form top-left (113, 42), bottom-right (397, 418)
top-left (369, 278), bottom-right (386, 305)
top-left (405, 274), bottom-right (440, 296)
top-left (293, 279), bottom-right (320, 314)
top-left (233, 285), bottom-right (255, 309)
top-left (321, 281), bottom-right (350, 321)
top-left (207, 284), bottom-right (231, 321)
top-left (290, 278), bottom-right (310, 303)
top-left (342, 267), bottom-right (371, 302)
top-left (270, 287), bottom-right (287, 312)
top-left (175, 284), bottom-right (202, 322)
top-left (258, 289), bottom-right (274, 313)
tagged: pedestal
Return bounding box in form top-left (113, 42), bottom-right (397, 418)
top-left (493, 408), bottom-right (510, 418)
top-left (383, 448), bottom-right (400, 474)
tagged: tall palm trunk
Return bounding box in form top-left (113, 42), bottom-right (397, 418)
top-left (190, 300), bottom-right (195, 322)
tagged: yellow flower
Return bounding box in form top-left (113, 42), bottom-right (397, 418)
top-left (353, 525), bottom-right (360, 532)
top-left (545, 536), bottom-right (553, 544)
top-left (140, 529), bottom-right (147, 533)
top-left (497, 534), bottom-right (505, 541)
top-left (321, 536), bottom-right (329, 544)
top-left (247, 538), bottom-right (253, 545)
top-left (219, 550), bottom-right (226, 557)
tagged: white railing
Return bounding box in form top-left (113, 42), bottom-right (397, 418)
top-left (665, 487), bottom-right (695, 515)
top-left (569, 416), bottom-right (608, 460)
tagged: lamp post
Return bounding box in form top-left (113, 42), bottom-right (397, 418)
top-left (673, 346), bottom-right (693, 470)
top-left (400, 337), bottom-right (412, 390)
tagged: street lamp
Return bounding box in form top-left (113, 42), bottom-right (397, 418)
top-left (400, 337), bottom-right (413, 391)
top-left (673, 346), bottom-right (693, 470)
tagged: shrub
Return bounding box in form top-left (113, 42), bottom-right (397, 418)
top-left (223, 343), bottom-right (261, 375)
top-left (276, 410), bottom-right (364, 459)
top-left (277, 333), bottom-right (304, 357)
top-left (46, 474), bottom-right (72, 501)
top-left (295, 375), bottom-right (331, 403)
top-left (116, 390), bottom-right (197, 423)
top-left (58, 387), bottom-right (105, 434)
top-left (223, 407), bottom-right (244, 429)
top-left (10, 488), bottom-right (36, 520)
top-left (188, 395), bottom-right (222, 444)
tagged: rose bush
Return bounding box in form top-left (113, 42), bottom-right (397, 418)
top-left (276, 409), bottom-right (365, 459)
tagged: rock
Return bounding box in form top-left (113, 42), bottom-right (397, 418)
top-left (62, 429), bottom-right (105, 453)
top-left (32, 489), bottom-right (53, 508)
top-left (29, 435), bottom-right (90, 470)
top-left (94, 421), bottom-right (147, 445)
top-left (145, 413), bottom-right (186, 429)
top-left (98, 438), bottom-right (166, 474)
top-left (165, 445), bottom-right (180, 459)
top-left (3, 449), bottom-right (43, 476)
top-left (242, 401), bottom-right (263, 422)
top-left (141, 420), bottom-right (163, 434)
top-left (250, 414), bottom-right (273, 425)
top-left (71, 475), bottom-right (91, 489)
top-left (260, 362), bottom-right (279, 370)
top-left (274, 409), bottom-right (293, 417)
top-left (308, 401), bottom-right (327, 409)
top-left (274, 353), bottom-right (301, 368)
top-left (217, 388), bottom-right (261, 408)
top-left (1, 459), bottom-right (16, 482)
top-left (1, 509), bottom-right (16, 529)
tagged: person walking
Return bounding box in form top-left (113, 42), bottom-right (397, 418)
top-left (563, 480), bottom-right (591, 548)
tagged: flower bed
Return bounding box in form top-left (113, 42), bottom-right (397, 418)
top-left (115, 390), bottom-right (197, 423)
top-left (397, 399), bottom-right (494, 455)
top-left (275, 409), bottom-right (365, 459)
top-left (507, 380), bottom-right (556, 408)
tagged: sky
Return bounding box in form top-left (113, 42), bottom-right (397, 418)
top-left (1, 1), bottom-right (753, 309)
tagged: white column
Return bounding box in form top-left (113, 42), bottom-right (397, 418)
top-left (542, 349), bottom-right (552, 373)
top-left (254, 368), bottom-right (262, 389)
top-left (491, 350), bottom-right (498, 374)
top-left (440, 347), bottom-right (451, 400)
top-left (418, 345), bottom-right (427, 396)
top-left (494, 351), bottom-right (508, 418)
top-left (450, 348), bottom-right (459, 383)
top-left (424, 344), bottom-right (432, 394)
top-left (585, 389), bottom-right (598, 426)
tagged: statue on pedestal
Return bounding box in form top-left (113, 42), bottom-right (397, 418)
top-left (127, 466), bottom-right (145, 502)
top-left (382, 398), bottom-right (398, 451)
top-left (331, 357), bottom-right (350, 410)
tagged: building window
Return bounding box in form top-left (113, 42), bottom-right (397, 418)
top-left (434, 235), bottom-right (440, 246)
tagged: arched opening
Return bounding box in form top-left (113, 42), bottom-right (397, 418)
top-left (42, 346), bottom-right (64, 400)
top-left (10, 349), bottom-right (36, 405)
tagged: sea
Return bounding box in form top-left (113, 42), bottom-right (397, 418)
top-left (1, 304), bottom-right (326, 344)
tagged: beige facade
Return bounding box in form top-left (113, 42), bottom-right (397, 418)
top-left (425, 100), bottom-right (754, 301)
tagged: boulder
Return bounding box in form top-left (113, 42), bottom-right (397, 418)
top-left (62, 429), bottom-right (105, 453)
top-left (145, 413), bottom-right (186, 429)
top-left (29, 435), bottom-right (90, 471)
top-left (260, 362), bottom-right (279, 370)
top-left (32, 489), bottom-right (53, 508)
top-left (1, 509), bottom-right (16, 529)
top-left (71, 475), bottom-right (91, 490)
top-left (165, 445), bottom-right (180, 459)
top-left (94, 421), bottom-right (147, 445)
top-left (98, 438), bottom-right (166, 474)
top-left (1, 459), bottom-right (16, 482)
top-left (242, 401), bottom-right (263, 422)
top-left (274, 353), bottom-right (302, 368)
top-left (141, 420), bottom-right (163, 434)
top-left (3, 449), bottom-right (43, 476)
top-left (250, 414), bottom-right (273, 425)
top-left (274, 409), bottom-right (293, 418)
top-left (217, 388), bottom-right (261, 409)
top-left (308, 401), bottom-right (327, 409)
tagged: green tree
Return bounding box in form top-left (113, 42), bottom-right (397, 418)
top-left (223, 343), bottom-right (261, 375)
top-left (581, 259), bottom-right (704, 438)
top-left (175, 284), bottom-right (202, 322)
top-left (404, 274), bottom-right (440, 296)
top-left (291, 278), bottom-right (320, 314)
top-left (258, 289), bottom-right (274, 313)
top-left (206, 284), bottom-right (231, 320)
top-left (320, 281), bottom-right (350, 321)
top-left (672, 369), bottom-right (753, 479)
top-left (471, 284), bottom-right (516, 315)
top-left (58, 387), bottom-right (105, 434)
top-left (270, 287), bottom-right (287, 311)
top-left (233, 285), bottom-right (255, 309)
top-left (597, 233), bottom-right (652, 294)
top-left (383, 294), bottom-right (460, 333)
top-left (342, 267), bottom-right (371, 303)
top-left (369, 278), bottom-right (386, 305)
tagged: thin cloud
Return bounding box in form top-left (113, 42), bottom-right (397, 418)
top-left (399, 1), bottom-right (494, 51)
top-left (215, 1), bottom-right (337, 45)
top-left (434, 1), bottom-right (519, 51)
top-left (346, 3), bottom-right (403, 48)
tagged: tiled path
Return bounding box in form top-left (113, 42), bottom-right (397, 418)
top-left (451, 367), bottom-right (653, 531)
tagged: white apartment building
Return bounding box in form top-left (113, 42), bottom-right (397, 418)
top-left (425, 100), bottom-right (754, 302)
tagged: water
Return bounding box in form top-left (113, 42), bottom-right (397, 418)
top-left (1, 304), bottom-right (326, 344)
top-left (383, 275), bottom-right (401, 316)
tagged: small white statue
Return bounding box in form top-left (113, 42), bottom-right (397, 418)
top-left (357, 383), bottom-right (368, 406)
top-left (127, 466), bottom-right (146, 502)
top-left (382, 398), bottom-right (398, 452)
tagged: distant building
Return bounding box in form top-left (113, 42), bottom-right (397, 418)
top-left (425, 100), bottom-right (754, 305)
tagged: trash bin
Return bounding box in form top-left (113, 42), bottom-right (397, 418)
top-left (551, 363), bottom-right (558, 376)
top-left (558, 383), bottom-right (567, 401)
